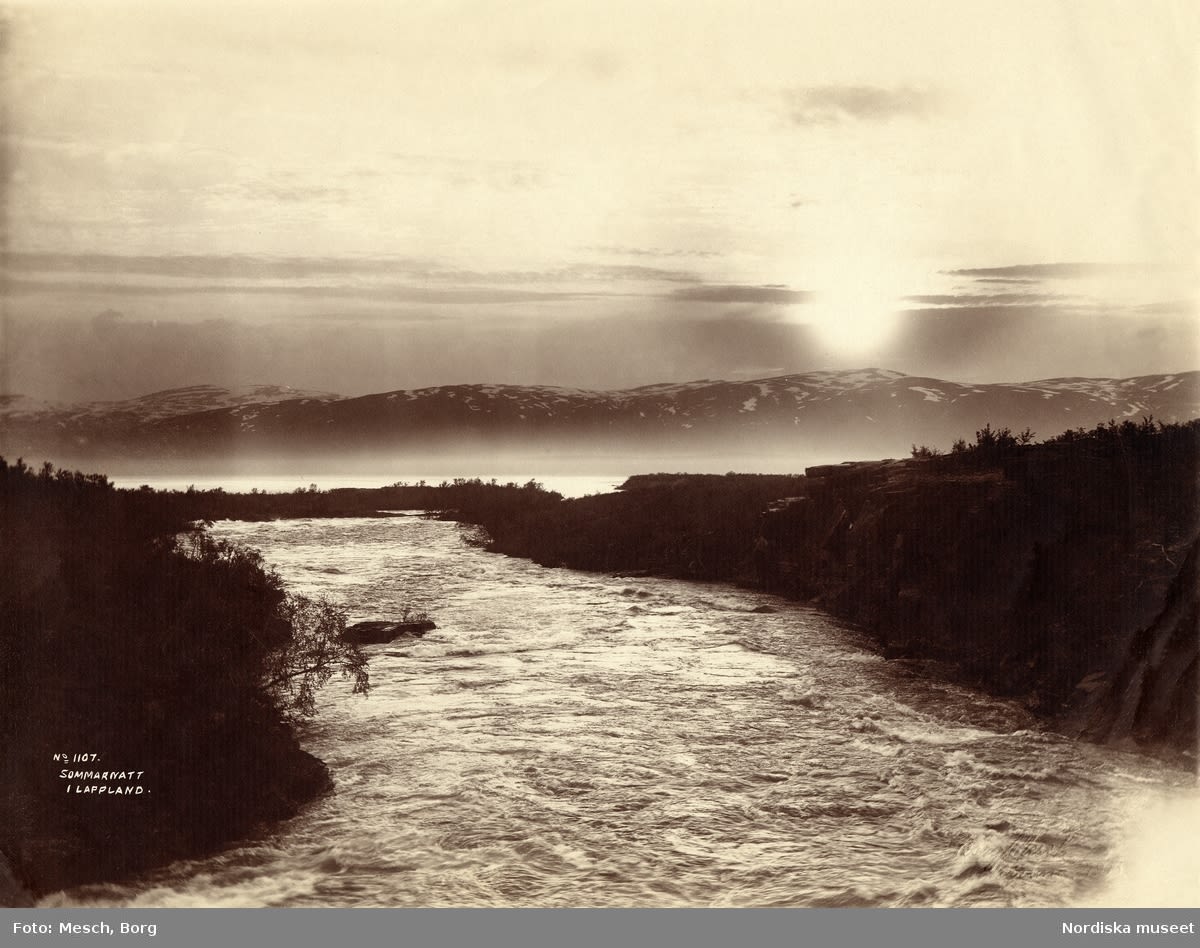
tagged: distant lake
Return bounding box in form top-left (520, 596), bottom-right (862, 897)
top-left (103, 450), bottom-right (831, 499)
top-left (109, 473), bottom-right (629, 499)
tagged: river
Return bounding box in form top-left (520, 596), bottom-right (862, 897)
top-left (50, 515), bottom-right (1198, 908)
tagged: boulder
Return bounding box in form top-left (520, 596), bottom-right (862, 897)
top-left (344, 619), bottom-right (437, 645)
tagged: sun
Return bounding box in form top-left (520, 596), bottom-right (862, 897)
top-left (803, 279), bottom-right (904, 357)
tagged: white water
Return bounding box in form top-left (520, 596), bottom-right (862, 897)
top-left (51, 516), bottom-right (1196, 908)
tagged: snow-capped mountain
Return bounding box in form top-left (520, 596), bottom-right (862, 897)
top-left (0, 384), bottom-right (340, 423)
top-left (2, 369), bottom-right (1196, 466)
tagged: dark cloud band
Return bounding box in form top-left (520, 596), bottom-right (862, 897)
top-left (945, 263), bottom-right (1165, 280)
top-left (784, 84), bottom-right (939, 125)
top-left (671, 284), bottom-right (812, 304)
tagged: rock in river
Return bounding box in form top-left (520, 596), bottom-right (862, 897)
top-left (344, 619), bottom-right (437, 645)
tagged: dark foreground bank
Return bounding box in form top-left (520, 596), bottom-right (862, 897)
top-left (0, 460), bottom-right (368, 903)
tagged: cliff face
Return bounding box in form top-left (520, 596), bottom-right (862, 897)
top-left (761, 432), bottom-right (1198, 754)
top-left (1076, 538), bottom-right (1199, 751)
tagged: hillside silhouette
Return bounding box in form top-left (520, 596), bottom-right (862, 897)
top-left (0, 459), bottom-right (368, 900)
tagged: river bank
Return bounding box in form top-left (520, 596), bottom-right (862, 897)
top-left (455, 423), bottom-right (1199, 762)
top-left (0, 460), bottom-right (356, 902)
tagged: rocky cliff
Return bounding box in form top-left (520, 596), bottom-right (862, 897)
top-left (759, 423), bottom-right (1198, 756)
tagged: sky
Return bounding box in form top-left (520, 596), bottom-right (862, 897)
top-left (1, 0), bottom-right (1197, 401)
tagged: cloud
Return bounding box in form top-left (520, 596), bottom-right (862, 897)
top-left (671, 284), bottom-right (812, 304)
top-left (9, 295), bottom-right (1193, 404)
top-left (3, 277), bottom-right (588, 306)
top-left (582, 245), bottom-right (719, 259)
top-left (527, 311), bottom-right (822, 389)
top-left (945, 263), bottom-right (1164, 280)
top-left (5, 253), bottom-right (700, 288)
top-left (3, 307), bottom-right (825, 402)
top-left (890, 305), bottom-right (1198, 382)
top-left (234, 183), bottom-right (352, 204)
top-left (905, 293), bottom-right (1064, 307)
top-left (6, 251), bottom-right (428, 281)
top-left (444, 264), bottom-right (700, 285)
top-left (1132, 300), bottom-right (1198, 316)
top-left (783, 84), bottom-right (939, 125)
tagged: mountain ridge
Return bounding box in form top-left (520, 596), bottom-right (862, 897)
top-left (3, 369), bottom-right (1197, 466)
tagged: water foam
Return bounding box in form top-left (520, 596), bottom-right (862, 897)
top-left (1087, 784), bottom-right (1200, 906)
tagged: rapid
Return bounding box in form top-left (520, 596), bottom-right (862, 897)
top-left (52, 515), bottom-right (1197, 908)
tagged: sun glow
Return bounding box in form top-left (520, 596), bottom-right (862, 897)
top-left (800, 257), bottom-right (912, 356)
top-left (806, 284), bottom-right (903, 355)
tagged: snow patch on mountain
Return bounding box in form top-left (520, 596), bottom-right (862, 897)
top-left (5, 369), bottom-right (1197, 463)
